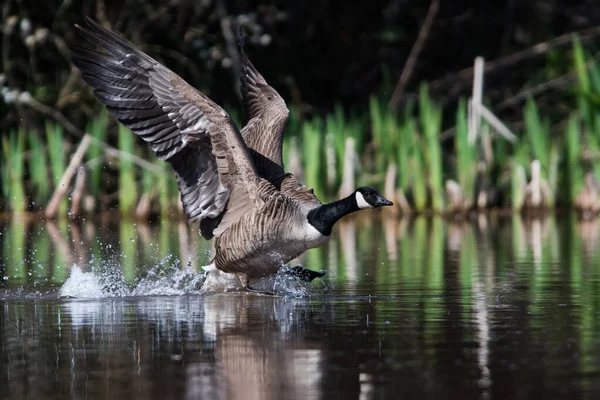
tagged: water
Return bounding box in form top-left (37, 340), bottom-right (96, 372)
top-left (1, 214), bottom-right (600, 399)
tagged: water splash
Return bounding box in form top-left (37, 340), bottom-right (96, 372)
top-left (60, 256), bottom-right (324, 298)
top-left (60, 256), bottom-right (208, 298)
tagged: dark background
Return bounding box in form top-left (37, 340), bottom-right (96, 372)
top-left (2, 0), bottom-right (600, 136)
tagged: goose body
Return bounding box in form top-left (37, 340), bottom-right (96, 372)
top-left (215, 192), bottom-right (329, 283)
top-left (71, 17), bottom-right (392, 289)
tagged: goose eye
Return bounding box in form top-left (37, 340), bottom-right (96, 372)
top-left (267, 96), bottom-right (273, 101)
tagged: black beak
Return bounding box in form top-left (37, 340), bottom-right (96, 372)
top-left (374, 195), bottom-right (393, 207)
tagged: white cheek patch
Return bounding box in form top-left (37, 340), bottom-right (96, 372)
top-left (355, 192), bottom-right (373, 209)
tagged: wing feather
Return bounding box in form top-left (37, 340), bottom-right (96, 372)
top-left (237, 28), bottom-right (289, 182)
top-left (72, 17), bottom-right (264, 238)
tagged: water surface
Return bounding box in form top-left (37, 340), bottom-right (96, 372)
top-left (1, 215), bottom-right (600, 399)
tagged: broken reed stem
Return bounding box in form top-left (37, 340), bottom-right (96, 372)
top-left (389, 0), bottom-right (440, 109)
top-left (429, 25), bottom-right (600, 93)
top-left (468, 57), bottom-right (484, 144)
top-left (135, 192), bottom-right (153, 219)
top-left (45, 134), bottom-right (92, 218)
top-left (22, 94), bottom-right (163, 174)
top-left (69, 167), bottom-right (87, 217)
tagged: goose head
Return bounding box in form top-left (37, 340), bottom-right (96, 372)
top-left (307, 186), bottom-right (393, 236)
top-left (354, 186), bottom-right (393, 209)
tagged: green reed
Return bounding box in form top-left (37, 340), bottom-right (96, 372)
top-left (46, 122), bottom-right (68, 216)
top-left (156, 163), bottom-right (171, 218)
top-left (87, 109), bottom-right (108, 197)
top-left (455, 99), bottom-right (476, 208)
top-left (120, 220), bottom-right (137, 283)
top-left (28, 130), bottom-right (50, 207)
top-left (406, 116), bottom-right (428, 210)
top-left (419, 85), bottom-right (444, 212)
top-left (565, 115), bottom-right (584, 205)
top-left (397, 103), bottom-right (414, 191)
top-left (572, 35), bottom-right (600, 185)
top-left (301, 117), bottom-right (325, 197)
top-left (523, 97), bottom-right (559, 207)
top-left (118, 125), bottom-right (138, 214)
top-left (4, 218), bottom-right (27, 281)
top-left (572, 36), bottom-right (594, 128)
top-left (369, 96), bottom-right (397, 175)
top-left (1, 129), bottom-right (26, 213)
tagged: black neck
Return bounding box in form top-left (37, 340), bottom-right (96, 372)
top-left (307, 194), bottom-right (359, 236)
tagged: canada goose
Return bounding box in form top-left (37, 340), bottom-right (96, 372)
top-left (71, 17), bottom-right (393, 291)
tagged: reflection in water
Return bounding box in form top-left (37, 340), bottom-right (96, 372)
top-left (338, 219), bottom-right (357, 283)
top-left (1, 214), bottom-right (600, 398)
top-left (2, 294), bottom-right (328, 399)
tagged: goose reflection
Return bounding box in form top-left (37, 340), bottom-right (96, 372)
top-left (57, 294), bottom-right (325, 399)
top-left (194, 295), bottom-right (324, 399)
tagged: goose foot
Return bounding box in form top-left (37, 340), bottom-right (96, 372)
top-left (283, 265), bottom-right (326, 282)
top-left (238, 273), bottom-right (278, 295)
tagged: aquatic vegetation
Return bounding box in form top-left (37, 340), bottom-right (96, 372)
top-left (301, 117), bottom-right (325, 197)
top-left (87, 109), bottom-right (108, 197)
top-left (565, 115), bottom-right (584, 206)
top-left (418, 85), bottom-right (444, 212)
top-left (1, 130), bottom-right (26, 213)
top-left (118, 125), bottom-right (138, 214)
top-left (522, 97), bottom-right (559, 208)
top-left (454, 99), bottom-right (476, 210)
top-left (28, 130), bottom-right (50, 207)
top-left (45, 122), bottom-right (68, 216)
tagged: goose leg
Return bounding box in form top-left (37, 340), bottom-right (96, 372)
top-left (236, 273), bottom-right (249, 289)
top-left (238, 273), bottom-right (277, 295)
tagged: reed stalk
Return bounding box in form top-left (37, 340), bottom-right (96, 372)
top-left (157, 163), bottom-right (172, 218)
top-left (403, 115), bottom-right (427, 210)
top-left (87, 109), bottom-right (108, 197)
top-left (455, 99), bottom-right (476, 208)
top-left (511, 160), bottom-right (527, 211)
top-left (572, 36), bottom-right (593, 128)
top-left (419, 85), bottom-right (444, 212)
top-left (369, 96), bottom-right (396, 174)
top-left (397, 103), bottom-right (414, 191)
top-left (301, 118), bottom-right (324, 197)
top-left (120, 220), bottom-right (137, 283)
top-left (45, 122), bottom-right (68, 216)
top-left (565, 116), bottom-right (584, 205)
top-left (1, 130), bottom-right (27, 213)
top-left (523, 98), bottom-right (558, 207)
top-left (118, 125), bottom-right (138, 214)
top-left (28, 130), bottom-right (49, 207)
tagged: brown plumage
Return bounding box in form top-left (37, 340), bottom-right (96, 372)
top-left (71, 17), bottom-right (392, 290)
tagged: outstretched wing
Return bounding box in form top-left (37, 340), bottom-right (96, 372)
top-left (237, 28), bottom-right (289, 183)
top-left (72, 16), bottom-right (262, 239)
